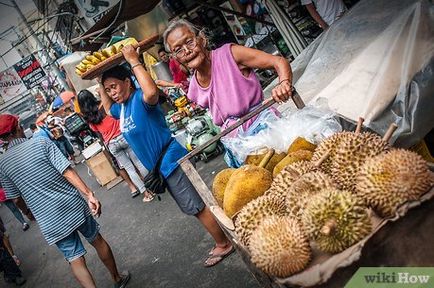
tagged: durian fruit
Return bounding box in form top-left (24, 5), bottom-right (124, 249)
top-left (212, 168), bottom-right (236, 207)
top-left (245, 150), bottom-right (287, 173)
top-left (266, 160), bottom-right (317, 198)
top-left (311, 131), bottom-right (353, 174)
top-left (286, 171), bottom-right (336, 219)
top-left (356, 149), bottom-right (434, 218)
top-left (223, 149), bottom-right (274, 218)
top-left (330, 130), bottom-right (391, 192)
top-left (311, 117), bottom-right (366, 174)
top-left (249, 216), bottom-right (311, 278)
top-left (302, 188), bottom-right (372, 253)
top-left (287, 137), bottom-right (317, 154)
top-left (273, 149), bottom-right (313, 177)
top-left (235, 194), bottom-right (288, 246)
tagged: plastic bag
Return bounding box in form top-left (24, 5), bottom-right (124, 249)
top-left (221, 106), bottom-right (342, 165)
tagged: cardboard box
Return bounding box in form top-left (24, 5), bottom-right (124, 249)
top-left (86, 150), bottom-right (118, 186)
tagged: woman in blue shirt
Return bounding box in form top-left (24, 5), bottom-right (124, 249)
top-left (99, 45), bottom-right (233, 267)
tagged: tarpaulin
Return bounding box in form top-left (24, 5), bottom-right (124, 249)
top-left (291, 0), bottom-right (434, 147)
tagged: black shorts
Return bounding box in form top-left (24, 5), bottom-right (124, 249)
top-left (166, 165), bottom-right (205, 216)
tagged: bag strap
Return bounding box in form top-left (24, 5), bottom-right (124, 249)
top-left (155, 138), bottom-right (173, 172)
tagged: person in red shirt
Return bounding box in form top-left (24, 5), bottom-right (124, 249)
top-left (77, 90), bottom-right (155, 202)
top-left (156, 47), bottom-right (190, 93)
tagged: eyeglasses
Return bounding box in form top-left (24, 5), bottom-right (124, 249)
top-left (172, 38), bottom-right (198, 59)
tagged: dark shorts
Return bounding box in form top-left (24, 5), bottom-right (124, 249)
top-left (166, 165), bottom-right (205, 216)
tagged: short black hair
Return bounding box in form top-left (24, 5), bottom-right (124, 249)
top-left (101, 65), bottom-right (132, 85)
top-left (158, 47), bottom-right (167, 54)
top-left (77, 90), bottom-right (105, 125)
top-left (30, 123), bottom-right (37, 130)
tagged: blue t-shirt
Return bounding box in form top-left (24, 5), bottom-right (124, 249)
top-left (110, 89), bottom-right (187, 178)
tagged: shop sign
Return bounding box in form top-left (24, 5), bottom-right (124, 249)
top-left (13, 55), bottom-right (46, 89)
top-left (0, 67), bottom-right (28, 104)
top-left (74, 0), bottom-right (119, 24)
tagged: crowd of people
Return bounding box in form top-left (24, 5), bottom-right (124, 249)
top-left (0, 18), bottom-right (299, 287)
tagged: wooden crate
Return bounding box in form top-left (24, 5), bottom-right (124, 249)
top-left (178, 93), bottom-right (434, 287)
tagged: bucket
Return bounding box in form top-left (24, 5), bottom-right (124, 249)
top-left (151, 61), bottom-right (173, 81)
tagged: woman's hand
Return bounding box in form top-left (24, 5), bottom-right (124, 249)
top-left (271, 79), bottom-right (292, 103)
top-left (121, 45), bottom-right (140, 65)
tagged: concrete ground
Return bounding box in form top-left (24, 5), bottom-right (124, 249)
top-left (0, 154), bottom-right (261, 288)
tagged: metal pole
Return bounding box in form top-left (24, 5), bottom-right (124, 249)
top-left (10, 0), bottom-right (69, 90)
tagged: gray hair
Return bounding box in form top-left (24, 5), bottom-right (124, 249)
top-left (163, 19), bottom-right (205, 52)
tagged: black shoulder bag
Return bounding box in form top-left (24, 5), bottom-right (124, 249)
top-left (143, 139), bottom-right (173, 197)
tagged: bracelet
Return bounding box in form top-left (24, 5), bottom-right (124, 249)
top-left (278, 79), bottom-right (291, 85)
top-left (130, 62), bottom-right (142, 69)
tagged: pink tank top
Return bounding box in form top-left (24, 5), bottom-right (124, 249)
top-left (188, 44), bottom-right (263, 131)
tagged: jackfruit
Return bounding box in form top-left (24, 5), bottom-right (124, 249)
top-left (212, 168), bottom-right (236, 207)
top-left (245, 150), bottom-right (287, 173)
top-left (287, 137), bottom-right (316, 154)
top-left (223, 149), bottom-right (274, 218)
top-left (235, 194), bottom-right (287, 246)
top-left (250, 216), bottom-right (311, 277)
top-left (302, 188), bottom-right (371, 253)
top-left (356, 149), bottom-right (434, 218)
top-left (273, 149), bottom-right (313, 177)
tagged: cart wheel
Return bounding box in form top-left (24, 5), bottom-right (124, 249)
top-left (217, 142), bottom-right (225, 154)
top-left (202, 153), bottom-right (208, 163)
top-left (193, 155), bottom-right (201, 163)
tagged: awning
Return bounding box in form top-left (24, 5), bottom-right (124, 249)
top-left (72, 0), bottom-right (160, 51)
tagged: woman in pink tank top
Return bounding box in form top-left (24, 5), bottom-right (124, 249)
top-left (163, 20), bottom-right (293, 166)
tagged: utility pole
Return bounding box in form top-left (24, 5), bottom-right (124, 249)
top-left (10, 0), bottom-right (69, 90)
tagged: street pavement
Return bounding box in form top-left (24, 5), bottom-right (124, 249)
top-left (0, 154), bottom-right (261, 288)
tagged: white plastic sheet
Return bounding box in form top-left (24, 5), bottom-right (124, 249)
top-left (291, 0), bottom-right (434, 147)
top-left (221, 106), bottom-right (342, 164)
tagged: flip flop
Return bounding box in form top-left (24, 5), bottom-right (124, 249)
top-left (204, 245), bottom-right (235, 267)
top-left (142, 193), bottom-right (155, 203)
top-left (131, 191), bottom-right (140, 198)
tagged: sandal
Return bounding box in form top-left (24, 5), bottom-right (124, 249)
top-left (12, 255), bottom-right (21, 266)
top-left (131, 191), bottom-right (140, 198)
top-left (204, 244), bottom-right (234, 267)
top-left (142, 193), bottom-right (155, 203)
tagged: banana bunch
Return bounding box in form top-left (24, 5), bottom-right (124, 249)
top-left (75, 37), bottom-right (139, 76)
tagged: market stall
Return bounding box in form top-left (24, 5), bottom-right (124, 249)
top-left (176, 0), bottom-right (434, 287)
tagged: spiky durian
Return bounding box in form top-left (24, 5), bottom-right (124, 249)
top-left (356, 149), bottom-right (434, 218)
top-left (249, 216), bottom-right (311, 278)
top-left (286, 171), bottom-right (336, 219)
top-left (331, 132), bottom-right (390, 192)
top-left (302, 188), bottom-right (372, 253)
top-left (235, 194), bottom-right (288, 247)
top-left (266, 160), bottom-right (317, 198)
top-left (311, 131), bottom-right (353, 174)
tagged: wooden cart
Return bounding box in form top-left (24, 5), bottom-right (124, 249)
top-left (177, 93), bottom-right (434, 287)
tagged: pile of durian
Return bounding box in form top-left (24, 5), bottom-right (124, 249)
top-left (75, 37), bottom-right (139, 76)
top-left (212, 118), bottom-right (434, 278)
